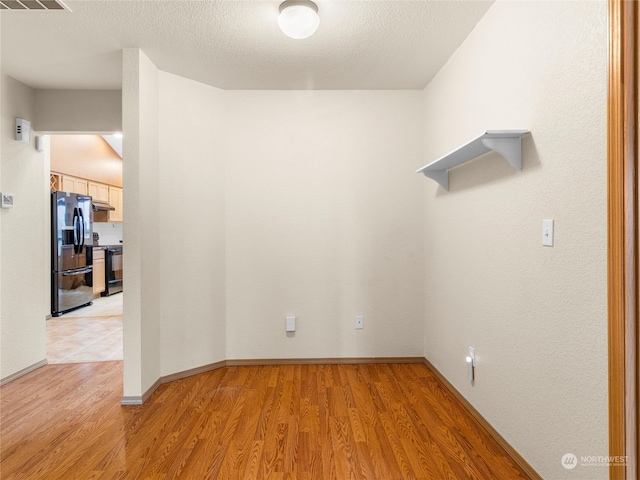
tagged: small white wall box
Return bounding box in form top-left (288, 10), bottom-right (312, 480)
top-left (285, 316), bottom-right (296, 332)
top-left (1, 193), bottom-right (15, 208)
top-left (16, 118), bottom-right (31, 144)
top-left (35, 136), bottom-right (45, 152)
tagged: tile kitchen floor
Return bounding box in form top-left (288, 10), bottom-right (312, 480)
top-left (47, 294), bottom-right (123, 364)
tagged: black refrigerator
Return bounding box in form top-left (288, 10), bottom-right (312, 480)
top-left (51, 191), bottom-right (93, 316)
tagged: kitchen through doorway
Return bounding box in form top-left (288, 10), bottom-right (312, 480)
top-left (47, 133), bottom-right (124, 364)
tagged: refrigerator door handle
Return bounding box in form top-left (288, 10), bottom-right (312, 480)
top-left (78, 207), bottom-right (85, 253)
top-left (73, 208), bottom-right (79, 254)
top-left (61, 267), bottom-right (92, 276)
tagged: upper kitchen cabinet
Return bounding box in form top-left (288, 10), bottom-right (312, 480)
top-left (108, 187), bottom-right (123, 222)
top-left (50, 173), bottom-right (90, 195)
top-left (89, 182), bottom-right (109, 203)
top-left (61, 175), bottom-right (88, 195)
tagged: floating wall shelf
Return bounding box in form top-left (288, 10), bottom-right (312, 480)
top-left (416, 130), bottom-right (530, 190)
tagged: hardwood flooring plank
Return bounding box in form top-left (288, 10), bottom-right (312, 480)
top-left (0, 362), bottom-right (536, 479)
top-left (329, 416), bottom-right (359, 479)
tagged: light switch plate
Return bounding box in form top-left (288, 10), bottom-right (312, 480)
top-left (542, 219), bottom-right (554, 246)
top-left (355, 315), bottom-right (364, 330)
top-left (285, 316), bottom-right (296, 332)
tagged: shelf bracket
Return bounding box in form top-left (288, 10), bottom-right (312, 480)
top-left (422, 170), bottom-right (449, 190)
top-left (481, 136), bottom-right (523, 170)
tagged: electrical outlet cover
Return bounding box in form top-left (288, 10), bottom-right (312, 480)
top-left (285, 316), bottom-right (296, 332)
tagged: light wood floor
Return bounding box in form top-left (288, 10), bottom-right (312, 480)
top-left (47, 294), bottom-right (123, 363)
top-left (0, 361), bottom-right (531, 479)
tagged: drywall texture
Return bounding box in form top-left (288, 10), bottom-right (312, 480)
top-left (35, 89), bottom-right (122, 133)
top-left (50, 134), bottom-right (123, 187)
top-left (421, 2), bottom-right (607, 479)
top-left (0, 22), bottom-right (3, 377)
top-left (225, 91), bottom-right (425, 360)
top-left (0, 75), bottom-right (48, 380)
top-left (122, 49), bottom-right (161, 397)
top-left (157, 71), bottom-right (226, 376)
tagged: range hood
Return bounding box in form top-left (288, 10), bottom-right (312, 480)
top-left (92, 200), bottom-right (115, 211)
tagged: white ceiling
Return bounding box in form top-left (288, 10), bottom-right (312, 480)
top-left (101, 134), bottom-right (122, 157)
top-left (1, 0), bottom-right (493, 91)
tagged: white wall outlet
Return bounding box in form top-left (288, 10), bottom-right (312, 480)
top-left (542, 219), bottom-right (554, 246)
top-left (1, 193), bottom-right (14, 208)
top-left (285, 316), bottom-right (296, 332)
top-left (355, 315), bottom-right (364, 330)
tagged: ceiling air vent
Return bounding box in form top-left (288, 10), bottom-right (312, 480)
top-left (0, 0), bottom-right (69, 10)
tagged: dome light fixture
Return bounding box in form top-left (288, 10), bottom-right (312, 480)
top-left (278, 0), bottom-right (320, 40)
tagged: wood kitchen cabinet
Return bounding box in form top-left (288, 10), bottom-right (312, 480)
top-left (92, 248), bottom-right (106, 296)
top-left (51, 172), bottom-right (124, 223)
top-left (88, 182), bottom-right (109, 203)
top-left (61, 175), bottom-right (88, 195)
top-left (108, 186), bottom-right (123, 222)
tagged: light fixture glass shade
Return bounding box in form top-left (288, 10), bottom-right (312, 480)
top-left (278, 1), bottom-right (319, 39)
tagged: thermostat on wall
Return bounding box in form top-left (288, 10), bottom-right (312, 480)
top-left (15, 118), bottom-right (31, 144)
top-left (1, 193), bottom-right (15, 208)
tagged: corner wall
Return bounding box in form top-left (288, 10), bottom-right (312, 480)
top-left (421, 2), bottom-right (607, 478)
top-left (120, 66), bottom-right (426, 396)
top-left (0, 75), bottom-right (48, 381)
top-left (122, 49), bottom-right (162, 397)
top-left (121, 54), bottom-right (228, 395)
top-left (157, 71), bottom-right (226, 375)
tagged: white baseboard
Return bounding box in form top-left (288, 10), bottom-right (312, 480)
top-left (121, 360), bottom-right (227, 406)
top-left (0, 359), bottom-right (48, 386)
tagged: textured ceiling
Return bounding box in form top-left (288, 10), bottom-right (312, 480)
top-left (1, 0), bottom-right (493, 90)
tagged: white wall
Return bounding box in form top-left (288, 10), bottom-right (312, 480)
top-left (0, 22), bottom-right (3, 379)
top-left (1, 20), bottom-right (3, 377)
top-left (35, 89), bottom-right (122, 133)
top-left (0, 75), bottom-right (48, 381)
top-left (121, 54), bottom-right (228, 395)
top-left (93, 222), bottom-right (123, 246)
top-left (119, 72), bottom-right (426, 395)
top-left (421, 2), bottom-right (607, 479)
top-left (157, 71), bottom-right (226, 375)
top-left (122, 49), bottom-right (162, 398)
top-left (224, 91), bottom-right (425, 360)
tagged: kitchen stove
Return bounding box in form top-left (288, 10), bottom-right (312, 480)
top-left (102, 244), bottom-right (123, 296)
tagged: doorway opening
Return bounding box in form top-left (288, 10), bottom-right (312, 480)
top-left (46, 133), bottom-right (124, 364)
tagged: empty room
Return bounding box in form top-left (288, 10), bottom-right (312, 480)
top-left (1, 1), bottom-right (636, 479)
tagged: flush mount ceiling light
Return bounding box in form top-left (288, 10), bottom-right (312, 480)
top-left (278, 0), bottom-right (319, 40)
